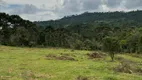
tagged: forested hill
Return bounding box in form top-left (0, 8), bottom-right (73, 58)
top-left (0, 12), bottom-right (142, 54)
top-left (0, 13), bottom-right (40, 46)
top-left (0, 13), bottom-right (36, 27)
top-left (35, 10), bottom-right (142, 28)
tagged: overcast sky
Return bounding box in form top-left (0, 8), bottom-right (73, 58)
top-left (0, 0), bottom-right (142, 21)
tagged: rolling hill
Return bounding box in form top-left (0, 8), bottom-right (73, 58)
top-left (35, 10), bottom-right (142, 28)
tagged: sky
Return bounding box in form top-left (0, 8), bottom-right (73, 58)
top-left (0, 0), bottom-right (142, 21)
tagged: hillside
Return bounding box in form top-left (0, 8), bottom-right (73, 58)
top-left (0, 11), bottom-right (142, 80)
top-left (35, 10), bottom-right (142, 28)
top-left (0, 12), bottom-right (142, 54)
top-left (0, 46), bottom-right (142, 80)
top-left (0, 13), bottom-right (40, 46)
top-left (0, 13), bottom-right (36, 28)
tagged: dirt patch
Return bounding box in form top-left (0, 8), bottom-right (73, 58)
top-left (76, 76), bottom-right (89, 80)
top-left (21, 70), bottom-right (36, 80)
top-left (21, 71), bottom-right (53, 80)
top-left (35, 73), bottom-right (54, 79)
top-left (114, 60), bottom-right (134, 74)
top-left (105, 76), bottom-right (118, 80)
top-left (45, 54), bottom-right (75, 61)
top-left (114, 57), bottom-right (142, 74)
top-left (87, 52), bottom-right (105, 59)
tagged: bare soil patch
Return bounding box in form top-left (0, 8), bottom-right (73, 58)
top-left (114, 56), bottom-right (142, 74)
top-left (76, 76), bottom-right (89, 80)
top-left (45, 54), bottom-right (75, 61)
top-left (87, 52), bottom-right (105, 59)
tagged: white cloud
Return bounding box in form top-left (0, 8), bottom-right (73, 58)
top-left (4, 0), bottom-right (57, 8)
top-left (20, 11), bottom-right (59, 21)
top-left (10, 4), bottom-right (39, 15)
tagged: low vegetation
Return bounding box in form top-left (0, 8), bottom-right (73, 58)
top-left (0, 46), bottom-right (142, 80)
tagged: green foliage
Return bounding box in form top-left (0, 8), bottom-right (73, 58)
top-left (119, 40), bottom-right (127, 52)
top-left (138, 35), bottom-right (142, 53)
top-left (35, 10), bottom-right (142, 27)
top-left (103, 37), bottom-right (120, 61)
top-left (0, 13), bottom-right (39, 47)
top-left (1, 11), bottom-right (142, 54)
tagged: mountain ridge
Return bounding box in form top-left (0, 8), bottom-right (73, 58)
top-left (35, 10), bottom-right (142, 28)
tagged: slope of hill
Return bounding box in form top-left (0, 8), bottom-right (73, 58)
top-left (34, 10), bottom-right (142, 53)
top-left (35, 10), bottom-right (142, 28)
top-left (0, 12), bottom-right (142, 54)
top-left (0, 13), bottom-right (36, 28)
top-left (0, 45), bottom-right (142, 80)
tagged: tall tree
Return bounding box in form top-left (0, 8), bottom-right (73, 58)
top-left (103, 37), bottom-right (120, 61)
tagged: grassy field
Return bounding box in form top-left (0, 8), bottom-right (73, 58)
top-left (0, 46), bottom-right (142, 80)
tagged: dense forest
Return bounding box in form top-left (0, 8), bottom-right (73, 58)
top-left (0, 10), bottom-right (142, 54)
top-left (35, 10), bottom-right (142, 28)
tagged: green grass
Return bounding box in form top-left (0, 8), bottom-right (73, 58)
top-left (0, 46), bottom-right (142, 80)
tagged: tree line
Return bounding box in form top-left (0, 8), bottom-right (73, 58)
top-left (0, 12), bottom-right (142, 57)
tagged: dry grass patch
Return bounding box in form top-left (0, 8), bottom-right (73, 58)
top-left (21, 70), bottom-right (36, 80)
top-left (87, 52), bottom-right (106, 59)
top-left (0, 76), bottom-right (12, 80)
top-left (76, 76), bottom-right (89, 80)
top-left (114, 57), bottom-right (142, 74)
top-left (20, 71), bottom-right (53, 80)
top-left (45, 53), bottom-right (76, 61)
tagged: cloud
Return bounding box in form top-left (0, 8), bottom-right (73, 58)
top-left (20, 11), bottom-right (58, 21)
top-left (53, 0), bottom-right (82, 17)
top-left (82, 0), bottom-right (101, 11)
top-left (0, 0), bottom-right (6, 4)
top-left (107, 0), bottom-right (123, 8)
top-left (9, 4), bottom-right (38, 14)
top-left (0, 0), bottom-right (142, 21)
top-left (124, 0), bottom-right (142, 9)
top-left (62, 0), bottom-right (81, 12)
